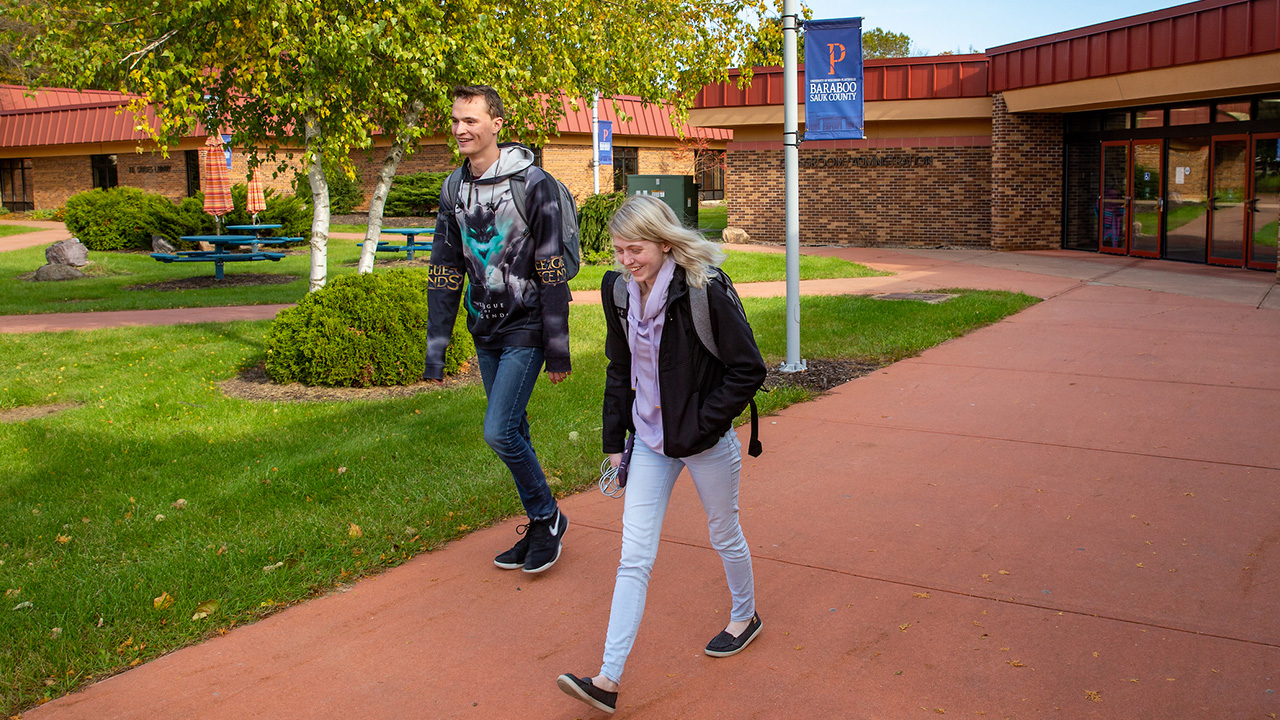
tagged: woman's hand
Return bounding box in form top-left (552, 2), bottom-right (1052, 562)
top-left (608, 453), bottom-right (622, 469)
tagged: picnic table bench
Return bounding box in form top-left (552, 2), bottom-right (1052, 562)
top-left (355, 227), bottom-right (434, 260)
top-left (151, 234), bottom-right (300, 280)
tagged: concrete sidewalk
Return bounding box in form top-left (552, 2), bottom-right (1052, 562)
top-left (19, 248), bottom-right (1280, 719)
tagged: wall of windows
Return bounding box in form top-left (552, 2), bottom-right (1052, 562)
top-left (1062, 95), bottom-right (1280, 271)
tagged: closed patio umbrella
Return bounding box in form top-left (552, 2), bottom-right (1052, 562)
top-left (247, 167), bottom-right (267, 223)
top-left (202, 134), bottom-right (233, 233)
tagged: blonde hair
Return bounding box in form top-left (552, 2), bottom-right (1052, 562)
top-left (608, 194), bottom-right (726, 288)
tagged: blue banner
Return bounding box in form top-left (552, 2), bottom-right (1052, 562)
top-left (598, 120), bottom-right (613, 165)
top-left (804, 18), bottom-right (864, 140)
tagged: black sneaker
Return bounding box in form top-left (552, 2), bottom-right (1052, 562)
top-left (704, 613), bottom-right (763, 657)
top-left (523, 508), bottom-right (567, 573)
top-left (557, 673), bottom-right (616, 714)
top-left (493, 523), bottom-right (529, 570)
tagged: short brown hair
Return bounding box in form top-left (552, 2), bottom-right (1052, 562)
top-left (452, 85), bottom-right (505, 120)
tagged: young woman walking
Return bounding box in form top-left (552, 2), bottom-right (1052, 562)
top-left (557, 195), bottom-right (768, 714)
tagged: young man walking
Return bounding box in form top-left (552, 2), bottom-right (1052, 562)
top-left (424, 85), bottom-right (571, 573)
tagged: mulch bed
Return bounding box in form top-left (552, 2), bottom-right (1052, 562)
top-left (125, 274), bottom-right (303, 291)
top-left (763, 358), bottom-right (881, 393)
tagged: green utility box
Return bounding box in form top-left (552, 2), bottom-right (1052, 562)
top-left (625, 175), bottom-right (699, 228)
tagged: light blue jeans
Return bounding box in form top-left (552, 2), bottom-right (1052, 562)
top-left (600, 430), bottom-right (755, 684)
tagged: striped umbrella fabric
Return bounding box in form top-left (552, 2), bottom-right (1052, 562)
top-left (202, 135), bottom-right (233, 223)
top-left (246, 167), bottom-right (267, 219)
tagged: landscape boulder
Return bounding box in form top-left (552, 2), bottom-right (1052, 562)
top-left (152, 234), bottom-right (176, 254)
top-left (34, 263), bottom-right (85, 281)
top-left (721, 226), bottom-right (751, 244)
top-left (45, 238), bottom-right (89, 267)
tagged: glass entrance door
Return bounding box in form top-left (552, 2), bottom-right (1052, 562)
top-left (1130, 141), bottom-right (1163, 258)
top-left (1249, 134), bottom-right (1279, 271)
top-left (1100, 142), bottom-right (1130, 254)
top-left (1209, 136), bottom-right (1249, 266)
top-left (1166, 137), bottom-right (1211, 262)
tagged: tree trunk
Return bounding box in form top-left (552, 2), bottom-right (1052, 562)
top-left (305, 111), bottom-right (330, 292)
top-left (358, 98), bottom-right (426, 274)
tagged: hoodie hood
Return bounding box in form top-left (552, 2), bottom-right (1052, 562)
top-left (466, 143), bottom-right (536, 185)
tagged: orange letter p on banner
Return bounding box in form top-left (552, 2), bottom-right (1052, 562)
top-left (827, 43), bottom-right (846, 74)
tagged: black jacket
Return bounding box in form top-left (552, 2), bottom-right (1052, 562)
top-left (601, 266), bottom-right (767, 459)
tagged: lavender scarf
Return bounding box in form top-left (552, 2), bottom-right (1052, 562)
top-left (627, 256), bottom-right (677, 454)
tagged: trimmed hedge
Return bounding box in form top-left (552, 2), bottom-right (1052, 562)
top-left (384, 171), bottom-right (450, 217)
top-left (264, 269), bottom-right (474, 387)
top-left (64, 187), bottom-right (170, 250)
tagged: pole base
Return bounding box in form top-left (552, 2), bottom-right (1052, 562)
top-left (779, 359), bottom-right (808, 373)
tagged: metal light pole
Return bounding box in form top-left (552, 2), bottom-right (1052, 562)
top-left (592, 93), bottom-right (600, 194)
top-left (781, 0), bottom-right (806, 372)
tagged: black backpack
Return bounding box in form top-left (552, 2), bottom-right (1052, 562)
top-left (440, 164), bottom-right (581, 280)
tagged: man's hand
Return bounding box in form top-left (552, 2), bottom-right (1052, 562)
top-left (548, 370), bottom-right (571, 385)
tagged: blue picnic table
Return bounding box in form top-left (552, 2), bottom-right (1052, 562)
top-left (152, 235), bottom-right (287, 280)
top-left (356, 227), bottom-right (434, 261)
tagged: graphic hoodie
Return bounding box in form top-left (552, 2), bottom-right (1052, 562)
top-left (423, 143), bottom-right (572, 379)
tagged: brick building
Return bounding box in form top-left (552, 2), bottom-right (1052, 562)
top-left (691, 0), bottom-right (1280, 276)
top-left (0, 88), bottom-right (727, 213)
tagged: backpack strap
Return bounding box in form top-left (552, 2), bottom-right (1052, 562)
top-left (508, 167), bottom-right (536, 226)
top-left (612, 272), bottom-right (628, 313)
top-left (440, 167), bottom-right (464, 214)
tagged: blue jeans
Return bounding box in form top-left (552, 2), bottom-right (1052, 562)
top-left (476, 345), bottom-right (557, 521)
top-left (599, 430), bottom-right (755, 684)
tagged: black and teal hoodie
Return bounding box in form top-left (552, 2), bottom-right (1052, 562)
top-left (423, 143), bottom-right (571, 379)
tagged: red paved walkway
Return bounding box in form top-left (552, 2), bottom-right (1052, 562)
top-left (15, 248), bottom-right (1280, 719)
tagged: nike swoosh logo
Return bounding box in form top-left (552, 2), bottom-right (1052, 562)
top-left (550, 512), bottom-right (561, 535)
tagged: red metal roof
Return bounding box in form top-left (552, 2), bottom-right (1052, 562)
top-left (695, 55), bottom-right (989, 109)
top-left (554, 95), bottom-right (731, 139)
top-left (987, 0), bottom-right (1280, 92)
top-left (0, 85), bottom-right (156, 148)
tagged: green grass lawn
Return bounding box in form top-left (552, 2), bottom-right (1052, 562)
top-left (0, 224), bottom-right (44, 238)
top-left (0, 243), bottom-right (886, 315)
top-left (0, 288), bottom-right (1037, 714)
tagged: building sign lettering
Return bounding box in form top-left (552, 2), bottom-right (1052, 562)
top-left (799, 155), bottom-right (935, 169)
top-left (128, 165), bottom-right (173, 174)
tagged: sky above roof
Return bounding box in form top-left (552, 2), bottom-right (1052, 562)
top-left (804, 0), bottom-right (1191, 54)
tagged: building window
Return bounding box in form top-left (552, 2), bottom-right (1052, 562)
top-left (530, 145), bottom-right (543, 168)
top-left (185, 149), bottom-right (201, 196)
top-left (91, 154), bottom-right (118, 190)
top-left (612, 146), bottom-right (638, 192)
top-left (0, 158), bottom-right (33, 212)
top-left (695, 149), bottom-right (725, 200)
top-left (1169, 105), bottom-right (1211, 126)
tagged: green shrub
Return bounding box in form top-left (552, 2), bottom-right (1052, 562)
top-left (264, 270), bottom-right (474, 387)
top-left (65, 187), bottom-right (161, 250)
top-left (578, 191), bottom-right (625, 265)
top-left (148, 194), bottom-right (214, 246)
top-left (292, 160), bottom-right (364, 215)
top-left (224, 184), bottom-right (313, 242)
top-left (384, 171), bottom-right (450, 217)
top-left (0, 205), bottom-right (9, 215)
